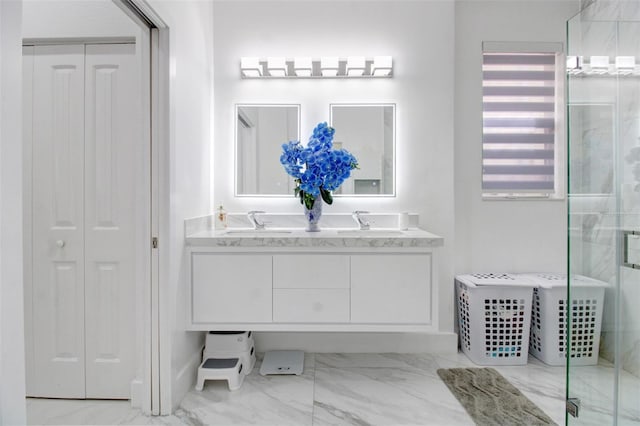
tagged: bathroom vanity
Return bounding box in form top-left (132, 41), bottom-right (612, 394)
top-left (185, 219), bottom-right (443, 333)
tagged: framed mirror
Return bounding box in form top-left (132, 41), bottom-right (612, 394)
top-left (235, 104), bottom-right (300, 196)
top-left (330, 103), bottom-right (395, 195)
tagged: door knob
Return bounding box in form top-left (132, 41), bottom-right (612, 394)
top-left (56, 240), bottom-right (65, 248)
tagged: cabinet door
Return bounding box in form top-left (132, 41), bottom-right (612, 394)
top-left (191, 254), bottom-right (272, 323)
top-left (351, 254), bottom-right (432, 324)
top-left (273, 254), bottom-right (349, 289)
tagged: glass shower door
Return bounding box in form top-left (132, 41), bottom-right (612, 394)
top-left (567, 12), bottom-right (640, 426)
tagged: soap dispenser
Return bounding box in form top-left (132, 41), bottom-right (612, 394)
top-left (216, 204), bottom-right (228, 229)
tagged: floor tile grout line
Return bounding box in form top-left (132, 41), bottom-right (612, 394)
top-left (311, 353), bottom-right (316, 426)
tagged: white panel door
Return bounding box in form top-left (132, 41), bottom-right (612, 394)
top-left (31, 44), bottom-right (86, 398)
top-left (83, 43), bottom-right (138, 399)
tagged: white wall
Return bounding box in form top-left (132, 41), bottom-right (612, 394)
top-left (454, 0), bottom-right (579, 276)
top-left (146, 0), bottom-right (214, 414)
top-left (0, 0), bottom-right (27, 423)
top-left (213, 0), bottom-right (457, 343)
top-left (22, 0), bottom-right (138, 40)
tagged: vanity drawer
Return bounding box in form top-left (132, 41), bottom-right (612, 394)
top-left (273, 289), bottom-right (350, 323)
top-left (273, 255), bottom-right (349, 289)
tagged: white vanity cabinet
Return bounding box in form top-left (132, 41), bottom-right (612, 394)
top-left (186, 228), bottom-right (443, 332)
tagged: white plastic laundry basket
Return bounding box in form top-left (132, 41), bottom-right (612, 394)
top-left (455, 273), bottom-right (535, 366)
top-left (519, 273), bottom-right (606, 366)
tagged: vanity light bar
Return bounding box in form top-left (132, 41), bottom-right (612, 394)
top-left (239, 56), bottom-right (393, 79)
top-left (566, 55), bottom-right (640, 76)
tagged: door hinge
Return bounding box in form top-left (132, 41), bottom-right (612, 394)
top-left (567, 397), bottom-right (580, 418)
top-left (152, 237), bottom-right (158, 249)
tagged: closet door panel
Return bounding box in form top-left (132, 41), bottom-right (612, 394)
top-left (84, 43), bottom-right (139, 399)
top-left (31, 44), bottom-right (86, 398)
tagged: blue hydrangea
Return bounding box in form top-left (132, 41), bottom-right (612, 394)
top-left (280, 122), bottom-right (358, 207)
top-left (279, 140), bottom-right (304, 178)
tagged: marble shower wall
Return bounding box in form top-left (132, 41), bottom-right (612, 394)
top-left (580, 0), bottom-right (640, 21)
top-left (568, 8), bottom-right (640, 378)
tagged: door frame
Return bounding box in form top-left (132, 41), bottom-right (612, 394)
top-left (117, 0), bottom-right (169, 416)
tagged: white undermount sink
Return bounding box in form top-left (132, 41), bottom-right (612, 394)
top-left (224, 229), bottom-right (292, 235)
top-left (336, 229), bottom-right (405, 236)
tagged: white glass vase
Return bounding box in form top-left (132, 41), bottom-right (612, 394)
top-left (304, 197), bottom-right (322, 232)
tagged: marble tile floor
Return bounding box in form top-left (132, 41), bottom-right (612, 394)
top-left (26, 352), bottom-right (640, 426)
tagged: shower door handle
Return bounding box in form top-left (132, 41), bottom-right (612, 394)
top-left (567, 397), bottom-right (580, 418)
top-left (622, 230), bottom-right (640, 269)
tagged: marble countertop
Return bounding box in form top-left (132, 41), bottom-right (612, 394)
top-left (186, 227), bottom-right (444, 248)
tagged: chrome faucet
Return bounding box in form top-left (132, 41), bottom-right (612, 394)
top-left (247, 210), bottom-right (266, 230)
top-left (352, 210), bottom-right (370, 230)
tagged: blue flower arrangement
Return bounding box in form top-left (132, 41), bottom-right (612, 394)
top-left (280, 122), bottom-right (358, 210)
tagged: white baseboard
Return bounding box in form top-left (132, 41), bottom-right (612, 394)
top-left (171, 346), bottom-right (204, 412)
top-left (130, 379), bottom-right (143, 408)
top-left (253, 332), bottom-right (458, 353)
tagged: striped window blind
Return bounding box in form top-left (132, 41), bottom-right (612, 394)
top-left (482, 43), bottom-right (562, 197)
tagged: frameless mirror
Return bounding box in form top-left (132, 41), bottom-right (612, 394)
top-left (568, 103), bottom-right (614, 195)
top-left (330, 103), bottom-right (395, 195)
top-left (235, 104), bottom-right (300, 195)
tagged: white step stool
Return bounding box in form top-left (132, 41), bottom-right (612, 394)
top-left (204, 346), bottom-right (256, 376)
top-left (205, 331), bottom-right (253, 353)
top-left (195, 357), bottom-right (245, 391)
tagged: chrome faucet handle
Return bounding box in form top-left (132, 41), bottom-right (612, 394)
top-left (247, 210), bottom-right (266, 229)
top-left (351, 210), bottom-right (371, 230)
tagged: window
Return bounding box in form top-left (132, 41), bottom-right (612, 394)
top-left (482, 42), bottom-right (564, 199)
